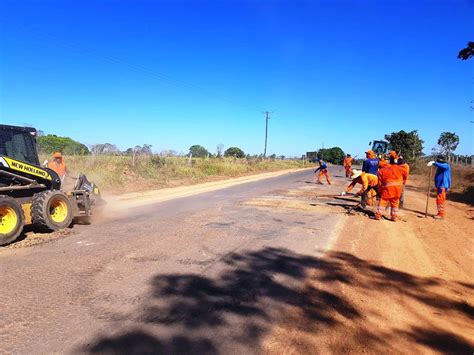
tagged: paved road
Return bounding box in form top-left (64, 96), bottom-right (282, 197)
top-left (0, 168), bottom-right (345, 354)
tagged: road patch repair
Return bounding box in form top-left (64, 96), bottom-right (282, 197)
top-left (0, 168), bottom-right (311, 250)
top-left (107, 168), bottom-right (312, 211)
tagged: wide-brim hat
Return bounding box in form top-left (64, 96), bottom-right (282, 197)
top-left (350, 169), bottom-right (363, 179)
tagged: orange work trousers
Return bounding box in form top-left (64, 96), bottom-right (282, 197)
top-left (361, 187), bottom-right (378, 207)
top-left (317, 169), bottom-right (331, 184)
top-left (375, 198), bottom-right (400, 221)
top-left (344, 165), bottom-right (352, 177)
top-left (436, 188), bottom-right (446, 217)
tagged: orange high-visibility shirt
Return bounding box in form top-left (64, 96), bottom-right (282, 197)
top-left (398, 163), bottom-right (410, 184)
top-left (377, 165), bottom-right (407, 199)
top-left (378, 159), bottom-right (389, 168)
top-left (347, 173), bottom-right (378, 194)
top-left (343, 157), bottom-right (353, 167)
top-left (48, 160), bottom-right (67, 178)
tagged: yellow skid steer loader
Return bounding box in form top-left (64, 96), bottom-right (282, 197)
top-left (0, 124), bottom-right (102, 245)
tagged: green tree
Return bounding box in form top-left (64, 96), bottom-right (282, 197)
top-left (437, 132), bottom-right (459, 157)
top-left (37, 134), bottom-right (89, 155)
top-left (384, 130), bottom-right (424, 162)
top-left (458, 41), bottom-right (474, 60)
top-left (317, 147), bottom-right (345, 164)
top-left (189, 145), bottom-right (209, 158)
top-left (224, 147), bottom-right (245, 158)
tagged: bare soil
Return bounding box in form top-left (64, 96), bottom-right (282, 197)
top-left (262, 172), bottom-right (474, 354)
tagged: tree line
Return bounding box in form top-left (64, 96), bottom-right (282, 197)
top-left (36, 135), bottom-right (288, 160)
top-left (37, 129), bottom-right (462, 165)
top-left (313, 130), bottom-right (462, 165)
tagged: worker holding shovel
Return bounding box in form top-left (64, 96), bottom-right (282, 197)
top-left (314, 159), bottom-right (332, 185)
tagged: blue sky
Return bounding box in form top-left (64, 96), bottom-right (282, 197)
top-left (1, 0), bottom-right (473, 157)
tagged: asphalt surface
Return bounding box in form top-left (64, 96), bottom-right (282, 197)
top-left (0, 168), bottom-right (345, 354)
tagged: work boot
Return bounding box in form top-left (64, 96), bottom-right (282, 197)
top-left (390, 216), bottom-right (398, 222)
top-left (433, 214), bottom-right (444, 220)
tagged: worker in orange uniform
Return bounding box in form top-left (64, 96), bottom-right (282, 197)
top-left (397, 157), bottom-right (410, 208)
top-left (376, 150), bottom-right (397, 169)
top-left (341, 169), bottom-right (378, 208)
top-left (314, 159), bottom-right (331, 185)
top-left (343, 154), bottom-right (354, 178)
top-left (375, 156), bottom-right (407, 221)
top-left (47, 152), bottom-right (68, 181)
top-left (378, 159), bottom-right (389, 169)
top-left (389, 150), bottom-right (398, 161)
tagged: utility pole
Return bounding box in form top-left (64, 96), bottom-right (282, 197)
top-left (263, 111), bottom-right (272, 157)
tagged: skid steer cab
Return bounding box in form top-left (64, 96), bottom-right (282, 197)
top-left (369, 140), bottom-right (392, 159)
top-left (0, 124), bottom-right (103, 246)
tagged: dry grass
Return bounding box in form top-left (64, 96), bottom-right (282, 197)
top-left (409, 160), bottom-right (474, 205)
top-left (45, 155), bottom-right (305, 193)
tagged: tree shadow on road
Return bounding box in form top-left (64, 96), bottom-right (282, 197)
top-left (87, 329), bottom-right (218, 354)
top-left (83, 248), bottom-right (474, 354)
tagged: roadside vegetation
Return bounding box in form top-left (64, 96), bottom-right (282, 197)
top-left (36, 133), bottom-right (307, 193)
top-left (45, 155), bottom-right (305, 193)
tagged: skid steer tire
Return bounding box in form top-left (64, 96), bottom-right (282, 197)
top-left (0, 196), bottom-right (25, 246)
top-left (32, 190), bottom-right (73, 232)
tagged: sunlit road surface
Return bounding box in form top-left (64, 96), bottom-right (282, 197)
top-left (0, 168), bottom-right (345, 354)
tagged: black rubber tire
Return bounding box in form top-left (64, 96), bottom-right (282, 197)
top-left (0, 195), bottom-right (25, 246)
top-left (32, 190), bottom-right (73, 232)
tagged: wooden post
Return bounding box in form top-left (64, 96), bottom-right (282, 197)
top-left (425, 166), bottom-right (433, 218)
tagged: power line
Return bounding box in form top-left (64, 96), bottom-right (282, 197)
top-left (262, 111), bottom-right (273, 157)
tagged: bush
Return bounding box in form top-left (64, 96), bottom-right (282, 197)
top-left (317, 147), bottom-right (345, 164)
top-left (224, 147), bottom-right (245, 158)
top-left (189, 145), bottom-right (209, 158)
top-left (384, 130), bottom-right (424, 163)
top-left (37, 135), bottom-right (89, 155)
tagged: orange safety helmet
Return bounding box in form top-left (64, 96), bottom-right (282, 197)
top-left (365, 150), bottom-right (375, 159)
top-left (53, 152), bottom-right (63, 159)
top-left (389, 150), bottom-right (398, 159)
